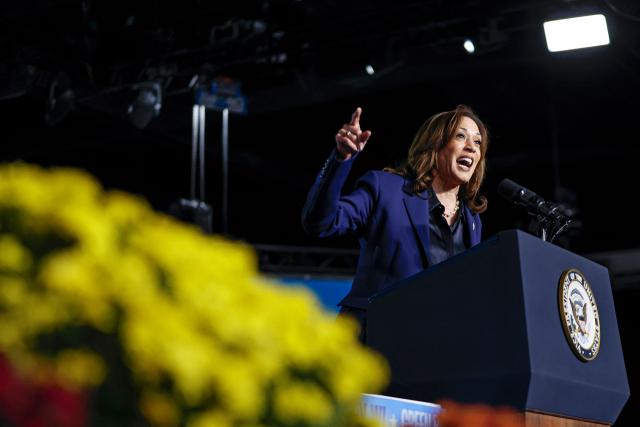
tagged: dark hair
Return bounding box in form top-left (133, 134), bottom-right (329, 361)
top-left (384, 104), bottom-right (489, 213)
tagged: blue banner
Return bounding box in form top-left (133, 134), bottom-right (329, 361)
top-left (360, 393), bottom-right (441, 427)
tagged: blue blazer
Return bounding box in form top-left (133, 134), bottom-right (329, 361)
top-left (302, 151), bottom-right (483, 309)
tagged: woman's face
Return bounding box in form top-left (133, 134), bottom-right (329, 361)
top-left (436, 116), bottom-right (482, 186)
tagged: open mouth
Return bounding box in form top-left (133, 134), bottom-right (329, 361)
top-left (456, 156), bottom-right (474, 170)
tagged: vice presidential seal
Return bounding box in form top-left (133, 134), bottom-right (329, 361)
top-left (558, 269), bottom-right (601, 362)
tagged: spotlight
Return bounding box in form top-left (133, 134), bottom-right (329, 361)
top-left (365, 64), bottom-right (375, 75)
top-left (127, 82), bottom-right (162, 128)
top-left (463, 38), bottom-right (476, 54)
top-left (543, 14), bottom-right (610, 52)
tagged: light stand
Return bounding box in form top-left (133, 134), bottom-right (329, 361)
top-left (186, 77), bottom-right (246, 235)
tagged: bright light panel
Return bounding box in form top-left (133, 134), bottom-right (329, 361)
top-left (543, 14), bottom-right (610, 52)
top-left (463, 39), bottom-right (475, 54)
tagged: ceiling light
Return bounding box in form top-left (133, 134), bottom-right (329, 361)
top-left (463, 39), bottom-right (476, 54)
top-left (543, 14), bottom-right (610, 52)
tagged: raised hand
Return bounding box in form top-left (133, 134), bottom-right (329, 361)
top-left (335, 107), bottom-right (372, 161)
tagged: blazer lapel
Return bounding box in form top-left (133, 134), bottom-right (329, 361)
top-left (402, 194), bottom-right (431, 266)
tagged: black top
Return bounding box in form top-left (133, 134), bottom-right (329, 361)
top-left (427, 188), bottom-right (468, 266)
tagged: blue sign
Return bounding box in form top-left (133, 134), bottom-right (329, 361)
top-left (195, 90), bottom-right (247, 114)
top-left (360, 394), bottom-right (441, 427)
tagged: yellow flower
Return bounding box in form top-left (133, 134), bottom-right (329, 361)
top-left (213, 358), bottom-right (265, 420)
top-left (187, 410), bottom-right (232, 427)
top-left (325, 347), bottom-right (389, 404)
top-left (0, 162), bottom-right (389, 427)
top-left (18, 291), bottom-right (71, 337)
top-left (38, 249), bottom-right (116, 331)
top-left (0, 276), bottom-right (27, 307)
top-left (0, 234), bottom-right (32, 273)
top-left (140, 392), bottom-right (181, 427)
top-left (273, 379), bottom-right (334, 425)
top-left (350, 414), bottom-right (386, 427)
top-left (103, 191), bottom-right (151, 227)
top-left (55, 349), bottom-right (106, 389)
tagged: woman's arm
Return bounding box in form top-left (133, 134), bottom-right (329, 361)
top-left (301, 154), bottom-right (379, 237)
top-left (301, 107), bottom-right (375, 237)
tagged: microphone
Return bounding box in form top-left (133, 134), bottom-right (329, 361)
top-left (497, 179), bottom-right (564, 221)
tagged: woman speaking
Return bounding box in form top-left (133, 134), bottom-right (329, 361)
top-left (302, 105), bottom-right (490, 342)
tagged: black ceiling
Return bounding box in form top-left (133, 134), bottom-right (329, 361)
top-left (2, 0), bottom-right (640, 254)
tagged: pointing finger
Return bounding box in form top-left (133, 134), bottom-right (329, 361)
top-left (350, 107), bottom-right (362, 126)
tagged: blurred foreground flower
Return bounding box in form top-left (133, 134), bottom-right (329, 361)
top-left (0, 163), bottom-right (388, 427)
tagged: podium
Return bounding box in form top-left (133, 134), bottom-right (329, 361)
top-left (367, 230), bottom-right (629, 426)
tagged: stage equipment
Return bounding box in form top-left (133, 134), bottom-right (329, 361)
top-left (192, 77), bottom-right (247, 234)
top-left (168, 198), bottom-right (212, 234)
top-left (368, 229), bottom-right (629, 426)
top-left (254, 244), bottom-right (358, 276)
top-left (543, 14), bottom-right (609, 52)
top-left (498, 178), bottom-right (572, 243)
top-left (169, 104), bottom-right (214, 233)
top-left (127, 82), bottom-right (162, 128)
top-left (45, 73), bottom-right (75, 125)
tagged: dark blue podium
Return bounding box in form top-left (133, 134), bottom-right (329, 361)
top-left (367, 230), bottom-right (629, 425)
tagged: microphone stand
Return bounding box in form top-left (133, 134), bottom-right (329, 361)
top-left (530, 204), bottom-right (572, 243)
top-left (498, 179), bottom-right (573, 244)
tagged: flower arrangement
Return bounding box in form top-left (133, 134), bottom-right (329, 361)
top-left (0, 163), bottom-right (388, 427)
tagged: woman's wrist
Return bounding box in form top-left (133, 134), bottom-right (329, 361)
top-left (335, 147), bottom-right (351, 162)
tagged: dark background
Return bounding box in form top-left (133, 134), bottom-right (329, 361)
top-left (1, 0), bottom-right (639, 424)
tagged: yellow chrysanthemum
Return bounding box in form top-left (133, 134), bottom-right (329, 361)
top-left (141, 392), bottom-right (181, 427)
top-left (273, 379), bottom-right (334, 425)
top-left (187, 410), bottom-right (233, 427)
top-left (0, 234), bottom-right (32, 273)
top-left (55, 349), bottom-right (107, 389)
top-left (0, 162), bottom-right (388, 427)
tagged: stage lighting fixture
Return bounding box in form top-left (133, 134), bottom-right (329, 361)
top-left (45, 77), bottom-right (75, 125)
top-left (543, 14), bottom-right (609, 52)
top-left (127, 82), bottom-right (162, 128)
top-left (365, 64), bottom-right (375, 75)
top-left (463, 38), bottom-right (476, 54)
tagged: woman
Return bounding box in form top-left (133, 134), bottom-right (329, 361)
top-left (302, 105), bottom-right (489, 342)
